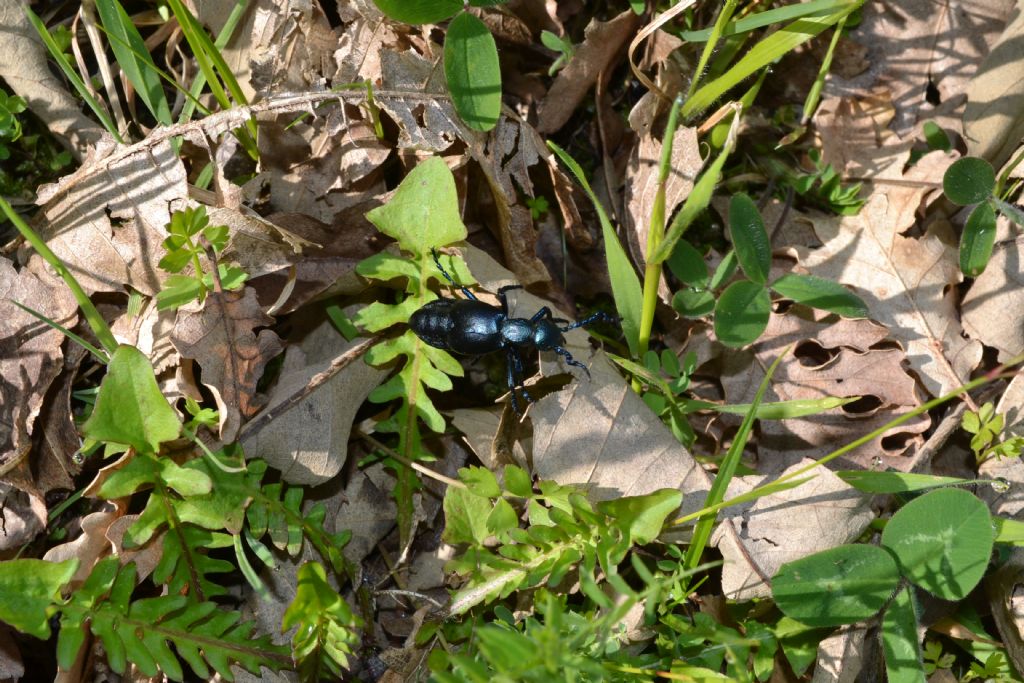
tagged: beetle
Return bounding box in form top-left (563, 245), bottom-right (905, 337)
top-left (409, 250), bottom-right (614, 414)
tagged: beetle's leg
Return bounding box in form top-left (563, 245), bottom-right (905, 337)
top-left (559, 311), bottom-right (617, 332)
top-left (509, 348), bottom-right (532, 404)
top-left (505, 348), bottom-right (529, 415)
top-left (497, 285), bottom-right (523, 316)
top-left (529, 306), bottom-right (553, 323)
top-left (552, 346), bottom-right (592, 380)
top-left (432, 248), bottom-right (478, 301)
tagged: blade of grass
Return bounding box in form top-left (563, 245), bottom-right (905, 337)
top-left (178, 0), bottom-right (249, 124)
top-left (679, 0), bottom-right (854, 42)
top-left (95, 0), bottom-right (173, 125)
top-left (10, 301), bottom-right (108, 364)
top-left (548, 142), bottom-right (642, 357)
top-left (686, 0), bottom-right (739, 99)
top-left (681, 0), bottom-right (864, 118)
top-left (23, 6), bottom-right (124, 143)
top-left (800, 15), bottom-right (846, 124)
top-left (682, 346), bottom-right (790, 573)
top-left (0, 198), bottom-right (118, 355)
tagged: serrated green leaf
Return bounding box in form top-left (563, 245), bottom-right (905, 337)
top-left (156, 274), bottom-right (203, 310)
top-left (443, 485), bottom-right (493, 545)
top-left (444, 12), bottom-right (501, 131)
top-left (770, 273), bottom-right (868, 317)
top-left (0, 559), bottom-right (77, 639)
top-left (82, 345), bottom-right (181, 453)
top-left (460, 466), bottom-right (502, 498)
top-left (599, 488), bottom-right (682, 545)
top-left (504, 465), bottom-right (532, 497)
top-left (365, 157), bottom-right (467, 254)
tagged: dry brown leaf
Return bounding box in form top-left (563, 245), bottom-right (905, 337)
top-left (43, 511), bottom-right (118, 586)
top-left (713, 460), bottom-right (874, 600)
top-left (812, 625), bottom-right (869, 683)
top-left (249, 0), bottom-right (336, 96)
top-left (377, 50), bottom-right (462, 151)
top-left (719, 309), bottom-right (928, 472)
top-left (827, 0), bottom-right (1015, 136)
top-left (33, 137), bottom-right (188, 295)
top-left (796, 149), bottom-right (981, 397)
top-left (0, 482), bottom-right (45, 552)
top-left (240, 319), bottom-right (385, 485)
top-left (537, 10), bottom-right (641, 134)
top-left (171, 287), bottom-right (283, 441)
top-left (962, 237), bottom-right (1024, 362)
top-left (0, 259), bottom-right (77, 476)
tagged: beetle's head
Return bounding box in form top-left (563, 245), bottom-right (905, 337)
top-left (532, 319), bottom-right (565, 350)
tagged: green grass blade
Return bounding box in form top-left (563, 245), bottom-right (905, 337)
top-left (549, 142), bottom-right (642, 356)
top-left (682, 1), bottom-right (864, 118)
top-left (687, 0), bottom-right (739, 98)
top-left (95, 0), bottom-right (172, 125)
top-left (0, 198), bottom-right (118, 354)
top-left (23, 6), bottom-right (124, 143)
top-left (178, 0), bottom-right (248, 124)
top-left (9, 301), bottom-right (108, 363)
top-left (683, 347), bottom-right (790, 572)
top-left (679, 0), bottom-right (855, 42)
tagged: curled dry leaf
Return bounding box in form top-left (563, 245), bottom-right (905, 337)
top-left (0, 259), bottom-right (77, 476)
top-left (170, 287), bottom-right (284, 442)
top-left (240, 319), bottom-right (385, 485)
top-left (719, 309), bottom-right (928, 473)
top-left (33, 137), bottom-right (188, 295)
top-left (713, 459), bottom-right (875, 600)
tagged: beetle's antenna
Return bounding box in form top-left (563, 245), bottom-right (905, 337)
top-left (431, 248), bottom-right (478, 301)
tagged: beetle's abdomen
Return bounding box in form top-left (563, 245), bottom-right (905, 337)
top-left (449, 300), bottom-right (503, 354)
top-left (409, 299), bottom-right (457, 349)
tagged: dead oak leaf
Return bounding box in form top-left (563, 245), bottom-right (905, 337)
top-left (171, 287), bottom-right (283, 442)
top-left (796, 152), bottom-right (981, 397)
top-left (962, 238), bottom-right (1024, 362)
top-left (0, 259), bottom-right (77, 476)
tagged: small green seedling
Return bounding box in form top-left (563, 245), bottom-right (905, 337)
top-left (961, 401), bottom-right (1024, 465)
top-left (944, 156), bottom-right (1024, 277)
top-left (156, 205), bottom-right (248, 310)
top-left (671, 193), bottom-right (869, 347)
top-left (540, 30), bottom-right (575, 75)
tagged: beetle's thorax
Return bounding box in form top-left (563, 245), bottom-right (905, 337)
top-left (533, 319), bottom-right (564, 350)
top-left (501, 318), bottom-right (533, 345)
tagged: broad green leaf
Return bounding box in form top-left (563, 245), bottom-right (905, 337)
top-left (443, 486), bottom-right (494, 545)
top-left (0, 559), bottom-right (78, 639)
top-left (459, 466), bottom-right (501, 498)
top-left (667, 239), bottom-right (708, 286)
top-left (959, 201), bottom-right (997, 277)
top-left (881, 587), bottom-right (925, 683)
top-left (729, 193), bottom-right (771, 284)
top-left (923, 121), bottom-right (951, 152)
top-left (82, 345), bottom-right (181, 453)
top-left (373, 0), bottom-right (461, 24)
top-left (549, 141), bottom-right (642, 355)
top-left (600, 489), bottom-right (682, 545)
top-left (486, 498), bottom-right (518, 535)
top-left (95, 0), bottom-right (172, 125)
top-left (365, 156), bottom-right (467, 254)
top-left (682, 1), bottom-right (863, 118)
top-left (709, 250), bottom-right (739, 289)
top-left (444, 12), bottom-right (501, 131)
top-left (770, 273), bottom-right (868, 317)
top-left (837, 471), bottom-right (969, 494)
top-left (881, 487), bottom-right (993, 600)
top-left (943, 156), bottom-right (995, 205)
top-left (714, 280), bottom-right (770, 347)
top-left (672, 289), bottom-right (715, 318)
top-left (773, 544), bottom-right (900, 627)
top-left (504, 465), bottom-right (533, 498)
top-left (995, 516), bottom-right (1024, 545)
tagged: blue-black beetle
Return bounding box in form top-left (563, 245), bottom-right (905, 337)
top-left (409, 250), bottom-right (613, 414)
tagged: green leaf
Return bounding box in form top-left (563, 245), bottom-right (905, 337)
top-left (548, 142), bottom-right (643, 356)
top-left (95, 0), bottom-right (172, 125)
top-left (714, 280), bottom-right (771, 347)
top-left (709, 250), bottom-right (739, 290)
top-left (994, 197), bottom-right (1024, 228)
top-left (667, 239), bottom-right (709, 286)
top-left (770, 273), bottom-right (868, 318)
top-left (681, 395), bottom-right (857, 419)
top-left (460, 466), bottom-right (502, 498)
top-left (672, 289), bottom-right (715, 318)
top-left (923, 121), bottom-right (951, 152)
top-left (0, 559), bottom-right (78, 639)
top-left (364, 156), bottom-right (467, 255)
top-left (486, 498), bottom-right (519, 536)
top-left (728, 194), bottom-right (771, 285)
top-left (504, 465), bottom-right (533, 498)
top-left (82, 345), bottom-right (181, 453)
top-left (156, 274), bottom-right (203, 311)
top-left (836, 471), bottom-right (969, 494)
top-left (444, 12), bottom-right (501, 132)
top-left (373, 0), bottom-right (461, 24)
top-left (283, 562), bottom-right (362, 677)
top-left (881, 587), bottom-right (925, 683)
top-left (773, 544), bottom-right (901, 627)
top-left (943, 157), bottom-right (995, 205)
top-left (881, 487), bottom-right (993, 600)
top-left (443, 485), bottom-right (494, 545)
top-left (959, 201), bottom-right (997, 277)
top-left (599, 489), bottom-right (682, 545)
